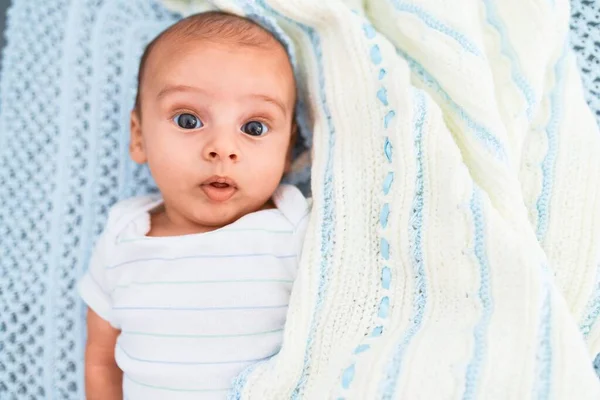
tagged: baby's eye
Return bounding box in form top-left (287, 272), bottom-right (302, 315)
top-left (241, 121), bottom-right (269, 137)
top-left (173, 113), bottom-right (203, 129)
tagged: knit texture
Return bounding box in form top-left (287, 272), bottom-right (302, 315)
top-left (0, 0), bottom-right (599, 399)
top-left (570, 0), bottom-right (600, 122)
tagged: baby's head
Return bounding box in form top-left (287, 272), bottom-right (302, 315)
top-left (130, 12), bottom-right (297, 234)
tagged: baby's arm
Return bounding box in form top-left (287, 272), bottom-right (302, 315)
top-left (85, 308), bottom-right (122, 400)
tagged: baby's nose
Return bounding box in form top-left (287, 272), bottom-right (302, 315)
top-left (207, 150), bottom-right (238, 162)
top-left (203, 134), bottom-right (240, 163)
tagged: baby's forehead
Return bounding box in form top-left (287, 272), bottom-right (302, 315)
top-left (146, 34), bottom-right (295, 86)
top-left (146, 12), bottom-right (284, 67)
top-left (161, 23), bottom-right (277, 48)
top-left (135, 12), bottom-right (296, 110)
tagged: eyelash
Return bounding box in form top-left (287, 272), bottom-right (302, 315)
top-left (169, 108), bottom-right (199, 121)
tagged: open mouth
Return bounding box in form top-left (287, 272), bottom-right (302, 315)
top-left (209, 182), bottom-right (230, 189)
top-left (201, 176), bottom-right (237, 202)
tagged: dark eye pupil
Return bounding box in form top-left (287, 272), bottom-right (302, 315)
top-left (178, 114), bottom-right (198, 129)
top-left (244, 121), bottom-right (263, 136)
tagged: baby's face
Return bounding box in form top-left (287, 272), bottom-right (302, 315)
top-left (130, 38), bottom-right (296, 232)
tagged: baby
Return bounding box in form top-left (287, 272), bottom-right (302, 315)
top-left (78, 12), bottom-right (309, 400)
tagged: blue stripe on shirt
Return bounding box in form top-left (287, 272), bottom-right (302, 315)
top-left (117, 228), bottom-right (295, 244)
top-left (113, 305), bottom-right (289, 312)
top-left (120, 328), bottom-right (284, 339)
top-left (106, 253), bottom-right (297, 269)
top-left (124, 373), bottom-right (229, 392)
top-left (112, 279), bottom-right (293, 289)
top-left (118, 343), bottom-right (278, 365)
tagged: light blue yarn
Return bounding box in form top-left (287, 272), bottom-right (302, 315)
top-left (377, 87), bottom-right (389, 106)
top-left (370, 45), bottom-right (383, 64)
top-left (382, 267), bottom-right (392, 289)
top-left (383, 172), bottom-right (395, 194)
top-left (384, 138), bottom-right (393, 162)
top-left (363, 23), bottom-right (376, 39)
top-left (380, 90), bottom-right (428, 399)
top-left (354, 344), bottom-right (371, 354)
top-left (388, 0), bottom-right (482, 56)
top-left (380, 203), bottom-right (390, 228)
top-left (384, 110), bottom-right (396, 129)
top-left (378, 296), bottom-right (391, 318)
top-left (371, 326), bottom-right (384, 337)
top-left (228, 359), bottom-right (265, 400)
top-left (580, 263), bottom-right (600, 337)
top-left (341, 364), bottom-right (356, 389)
top-left (532, 269), bottom-right (553, 400)
top-left (381, 238), bottom-right (390, 260)
top-left (481, 0), bottom-right (536, 119)
top-left (462, 188), bottom-right (494, 400)
top-left (336, 14), bottom-right (397, 393)
top-left (536, 44), bottom-right (568, 242)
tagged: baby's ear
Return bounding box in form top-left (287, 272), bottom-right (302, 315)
top-left (129, 110), bottom-right (147, 164)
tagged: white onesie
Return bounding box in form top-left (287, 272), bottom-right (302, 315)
top-left (78, 184), bottom-right (309, 399)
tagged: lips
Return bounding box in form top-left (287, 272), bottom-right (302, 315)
top-left (200, 176), bottom-right (238, 202)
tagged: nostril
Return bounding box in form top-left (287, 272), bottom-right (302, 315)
top-left (209, 152), bottom-right (217, 159)
top-left (229, 154), bottom-right (237, 161)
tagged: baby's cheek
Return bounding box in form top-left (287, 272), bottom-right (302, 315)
top-left (245, 152), bottom-right (285, 191)
top-left (255, 149), bottom-right (286, 176)
top-left (147, 143), bottom-right (193, 187)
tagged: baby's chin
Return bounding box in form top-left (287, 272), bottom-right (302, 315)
top-left (186, 205), bottom-right (253, 231)
top-left (176, 193), bottom-right (274, 231)
top-left (198, 216), bottom-right (240, 231)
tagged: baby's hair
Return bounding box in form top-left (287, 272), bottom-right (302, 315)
top-left (134, 11), bottom-right (281, 113)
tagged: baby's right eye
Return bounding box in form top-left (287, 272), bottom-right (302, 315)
top-left (173, 113), bottom-right (203, 129)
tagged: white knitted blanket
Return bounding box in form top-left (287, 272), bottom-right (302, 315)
top-left (162, 0), bottom-right (600, 398)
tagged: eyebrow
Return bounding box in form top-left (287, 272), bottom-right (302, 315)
top-left (157, 85), bottom-right (206, 100)
top-left (247, 94), bottom-right (288, 117)
top-left (156, 85), bottom-right (288, 117)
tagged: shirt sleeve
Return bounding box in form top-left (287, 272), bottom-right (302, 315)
top-left (77, 195), bottom-right (163, 329)
top-left (77, 229), bottom-right (120, 329)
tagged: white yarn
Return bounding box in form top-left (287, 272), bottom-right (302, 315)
top-left (161, 0), bottom-right (600, 398)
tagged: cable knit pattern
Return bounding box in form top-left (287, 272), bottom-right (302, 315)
top-left (0, 0), bottom-right (599, 399)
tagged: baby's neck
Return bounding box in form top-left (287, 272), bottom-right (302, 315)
top-left (146, 209), bottom-right (206, 237)
top-left (146, 199), bottom-right (276, 237)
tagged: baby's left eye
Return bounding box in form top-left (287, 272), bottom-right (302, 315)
top-left (241, 121), bottom-right (269, 137)
top-left (173, 113), bottom-right (203, 129)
